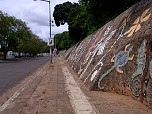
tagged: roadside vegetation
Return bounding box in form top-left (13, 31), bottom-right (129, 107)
top-left (0, 0), bottom-right (141, 58)
top-left (0, 11), bottom-right (49, 60)
top-left (53, 0), bottom-right (141, 51)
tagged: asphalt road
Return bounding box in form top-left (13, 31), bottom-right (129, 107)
top-left (0, 56), bottom-right (50, 96)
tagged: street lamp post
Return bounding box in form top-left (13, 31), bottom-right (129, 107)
top-left (34, 0), bottom-right (53, 63)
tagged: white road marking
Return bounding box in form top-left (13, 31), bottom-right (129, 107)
top-left (62, 65), bottom-right (98, 114)
top-left (0, 63), bottom-right (48, 112)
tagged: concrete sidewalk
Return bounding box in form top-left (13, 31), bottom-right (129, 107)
top-left (0, 57), bottom-right (152, 114)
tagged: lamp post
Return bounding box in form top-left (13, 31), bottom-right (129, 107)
top-left (34, 0), bottom-right (53, 63)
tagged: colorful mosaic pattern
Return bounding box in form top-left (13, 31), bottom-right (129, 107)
top-left (83, 27), bottom-right (117, 82)
top-left (98, 44), bottom-right (134, 89)
top-left (150, 59), bottom-right (152, 78)
top-left (131, 76), bottom-right (141, 97)
top-left (85, 13), bottom-right (133, 84)
top-left (130, 40), bottom-right (147, 97)
top-left (63, 1), bottom-right (152, 108)
top-left (79, 25), bottom-right (115, 79)
top-left (126, 8), bottom-right (151, 37)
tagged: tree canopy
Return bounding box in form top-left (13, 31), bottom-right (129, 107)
top-left (54, 31), bottom-right (75, 51)
top-left (53, 0), bottom-right (141, 50)
top-left (0, 11), bottom-right (48, 59)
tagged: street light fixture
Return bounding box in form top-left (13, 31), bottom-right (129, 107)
top-left (34, 0), bottom-right (53, 63)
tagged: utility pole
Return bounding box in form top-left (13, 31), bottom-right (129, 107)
top-left (34, 0), bottom-right (53, 63)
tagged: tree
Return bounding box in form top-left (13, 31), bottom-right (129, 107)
top-left (79, 0), bottom-right (141, 28)
top-left (17, 31), bottom-right (46, 57)
top-left (0, 11), bottom-right (48, 59)
top-left (53, 2), bottom-right (83, 42)
top-left (53, 0), bottom-right (142, 50)
top-left (54, 31), bottom-right (75, 50)
top-left (0, 12), bottom-right (17, 59)
top-left (68, 4), bottom-right (96, 41)
top-left (53, 1), bottom-right (73, 26)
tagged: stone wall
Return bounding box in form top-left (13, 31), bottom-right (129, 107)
top-left (63, 0), bottom-right (152, 108)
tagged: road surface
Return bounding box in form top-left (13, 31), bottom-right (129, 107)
top-left (0, 57), bottom-right (151, 114)
top-left (0, 56), bottom-right (50, 96)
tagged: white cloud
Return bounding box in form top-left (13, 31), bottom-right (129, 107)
top-left (0, 0), bottom-right (78, 42)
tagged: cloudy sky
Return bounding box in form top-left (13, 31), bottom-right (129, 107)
top-left (0, 0), bottom-right (78, 41)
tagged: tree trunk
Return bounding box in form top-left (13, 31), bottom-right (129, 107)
top-left (18, 52), bottom-right (21, 58)
top-left (3, 52), bottom-right (7, 60)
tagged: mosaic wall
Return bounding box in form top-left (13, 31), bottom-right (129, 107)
top-left (62, 0), bottom-right (152, 108)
